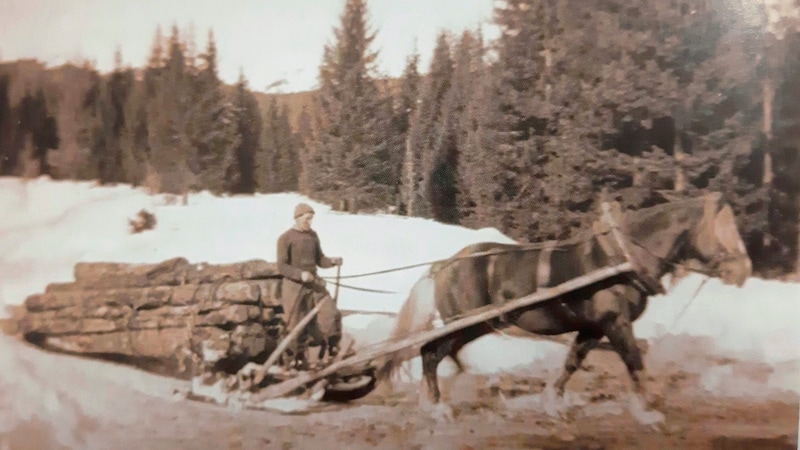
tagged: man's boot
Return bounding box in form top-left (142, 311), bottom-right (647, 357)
top-left (282, 350), bottom-right (297, 373)
top-left (327, 334), bottom-right (342, 360)
top-left (294, 343), bottom-right (309, 371)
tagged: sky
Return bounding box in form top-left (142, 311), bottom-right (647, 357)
top-left (0, 0), bottom-right (498, 93)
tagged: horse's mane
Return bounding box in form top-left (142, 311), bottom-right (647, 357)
top-left (622, 194), bottom-right (718, 237)
top-left (625, 196), bottom-right (709, 220)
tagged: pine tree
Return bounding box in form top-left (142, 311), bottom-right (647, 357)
top-left (295, 103), bottom-right (315, 194)
top-left (230, 72), bottom-right (261, 194)
top-left (311, 0), bottom-right (393, 210)
top-left (145, 25), bottom-right (193, 194)
top-left (457, 30), bottom-right (496, 228)
top-left (259, 97), bottom-right (298, 193)
top-left (481, 0), bottom-right (550, 238)
top-left (406, 31), bottom-right (454, 218)
top-left (447, 30), bottom-right (485, 225)
top-left (763, 20), bottom-right (800, 272)
top-left (119, 76), bottom-right (148, 185)
top-left (85, 57), bottom-right (136, 184)
top-left (143, 24), bottom-right (166, 104)
top-left (190, 30), bottom-right (240, 193)
top-left (0, 74), bottom-right (16, 175)
top-left (398, 50), bottom-right (421, 215)
top-left (429, 31), bottom-right (487, 224)
top-left (14, 88), bottom-right (59, 177)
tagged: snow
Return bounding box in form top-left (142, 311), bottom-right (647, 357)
top-left (637, 274), bottom-right (800, 366)
top-left (1, 175), bottom-right (799, 400)
top-left (0, 176), bottom-right (514, 317)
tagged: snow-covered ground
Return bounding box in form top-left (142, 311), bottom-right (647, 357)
top-left (1, 175), bottom-right (799, 410)
top-left (0, 176), bottom-right (514, 317)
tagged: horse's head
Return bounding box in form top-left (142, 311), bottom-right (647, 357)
top-left (626, 192), bottom-right (753, 288)
top-left (689, 193), bottom-right (753, 286)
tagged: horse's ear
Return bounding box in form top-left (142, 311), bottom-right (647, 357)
top-left (598, 187), bottom-right (611, 203)
top-left (695, 192), bottom-right (723, 253)
top-left (705, 191), bottom-right (724, 210)
top-left (703, 191), bottom-right (724, 214)
top-left (609, 200), bottom-right (625, 226)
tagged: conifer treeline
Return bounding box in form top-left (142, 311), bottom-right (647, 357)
top-left (0, 25), bottom-right (300, 196)
top-left (301, 0), bottom-right (799, 275)
top-left (1, 0), bottom-right (798, 275)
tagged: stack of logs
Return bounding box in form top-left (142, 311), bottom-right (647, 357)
top-left (17, 257), bottom-right (286, 379)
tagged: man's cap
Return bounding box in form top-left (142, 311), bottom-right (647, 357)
top-left (294, 202), bottom-right (315, 218)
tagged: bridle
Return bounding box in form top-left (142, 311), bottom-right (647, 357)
top-left (625, 232), bottom-right (745, 280)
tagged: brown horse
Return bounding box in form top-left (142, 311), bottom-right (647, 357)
top-left (375, 193), bottom-right (752, 426)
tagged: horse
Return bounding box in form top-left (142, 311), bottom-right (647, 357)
top-left (374, 192), bottom-right (752, 426)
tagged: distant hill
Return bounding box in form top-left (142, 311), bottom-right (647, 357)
top-left (250, 76), bottom-right (401, 131)
top-left (0, 58), bottom-right (320, 136)
top-left (252, 89), bottom-right (317, 131)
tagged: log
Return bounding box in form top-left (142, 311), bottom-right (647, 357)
top-left (251, 261), bottom-right (634, 401)
top-left (73, 257), bottom-right (190, 288)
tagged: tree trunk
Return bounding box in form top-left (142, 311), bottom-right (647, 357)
top-left (402, 134), bottom-right (414, 216)
top-left (763, 77), bottom-right (774, 186)
top-left (762, 76), bottom-right (775, 250)
top-left (795, 195), bottom-right (800, 277)
top-left (632, 156), bottom-right (643, 187)
top-left (674, 139), bottom-right (685, 192)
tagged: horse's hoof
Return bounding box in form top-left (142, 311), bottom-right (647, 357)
top-left (430, 403), bottom-right (455, 422)
top-left (628, 395), bottom-right (666, 430)
top-left (542, 386), bottom-right (566, 419)
top-left (639, 410), bottom-right (667, 432)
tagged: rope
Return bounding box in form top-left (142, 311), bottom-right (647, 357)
top-left (325, 280), bottom-right (399, 294)
top-left (320, 229), bottom-right (603, 282)
top-left (668, 275), bottom-right (709, 331)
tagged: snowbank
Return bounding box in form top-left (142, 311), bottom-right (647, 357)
top-left (0, 176), bottom-right (514, 317)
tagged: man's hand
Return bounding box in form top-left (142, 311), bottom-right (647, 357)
top-left (330, 257), bottom-right (343, 266)
top-left (301, 271), bottom-right (314, 283)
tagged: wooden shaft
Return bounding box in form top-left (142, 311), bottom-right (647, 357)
top-left (333, 265), bottom-right (341, 302)
top-left (253, 294), bottom-right (331, 385)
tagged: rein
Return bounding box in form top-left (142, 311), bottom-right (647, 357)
top-left (624, 234), bottom-right (723, 279)
top-left (322, 199), bottom-right (737, 295)
top-left (327, 280), bottom-right (399, 294)
top-left (666, 275), bottom-right (710, 331)
top-left (320, 228), bottom-right (605, 293)
top-left (622, 233), bottom-right (734, 336)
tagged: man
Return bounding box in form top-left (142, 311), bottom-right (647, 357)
top-left (276, 202), bottom-right (343, 370)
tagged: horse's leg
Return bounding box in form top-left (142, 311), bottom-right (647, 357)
top-left (446, 322), bottom-right (493, 373)
top-left (553, 329), bottom-right (602, 396)
top-left (419, 336), bottom-right (457, 422)
top-left (419, 324), bottom-right (490, 422)
top-left (604, 315), bottom-right (666, 429)
top-left (543, 329), bottom-right (602, 417)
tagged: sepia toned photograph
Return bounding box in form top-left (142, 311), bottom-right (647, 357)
top-left (1, 0), bottom-right (798, 448)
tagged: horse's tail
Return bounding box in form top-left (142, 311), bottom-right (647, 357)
top-left (374, 269), bottom-right (438, 384)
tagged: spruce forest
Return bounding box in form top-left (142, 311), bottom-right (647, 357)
top-left (1, 0), bottom-right (799, 277)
